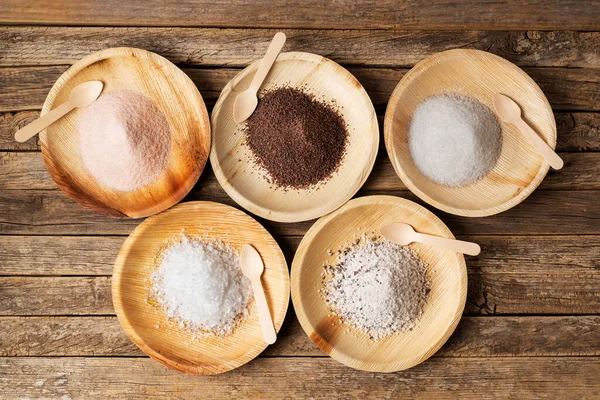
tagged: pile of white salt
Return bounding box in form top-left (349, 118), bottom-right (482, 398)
top-left (78, 90), bottom-right (171, 192)
top-left (408, 94), bottom-right (502, 187)
top-left (149, 236), bottom-right (253, 336)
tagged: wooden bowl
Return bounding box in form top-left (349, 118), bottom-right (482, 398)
top-left (112, 201), bottom-right (290, 375)
top-left (384, 49), bottom-right (556, 217)
top-left (211, 52), bottom-right (379, 223)
top-left (291, 195), bottom-right (467, 372)
top-left (40, 47), bottom-right (211, 218)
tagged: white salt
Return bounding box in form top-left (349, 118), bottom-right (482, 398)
top-left (408, 94), bottom-right (502, 187)
top-left (150, 236), bottom-right (253, 336)
top-left (78, 90), bottom-right (171, 192)
top-left (323, 239), bottom-right (430, 339)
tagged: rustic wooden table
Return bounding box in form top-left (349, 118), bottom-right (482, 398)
top-left (1, 1), bottom-right (599, 398)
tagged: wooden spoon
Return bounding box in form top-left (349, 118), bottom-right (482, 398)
top-left (493, 93), bottom-right (563, 170)
top-left (241, 244), bottom-right (277, 344)
top-left (14, 80), bottom-right (104, 143)
top-left (381, 223), bottom-right (481, 256)
top-left (233, 32), bottom-right (286, 123)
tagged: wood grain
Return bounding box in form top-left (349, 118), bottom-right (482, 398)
top-left (2, 66), bottom-right (600, 113)
top-left (2, 235), bottom-right (598, 277)
top-left (0, 276), bottom-right (113, 315)
top-left (1, 315), bottom-right (598, 357)
top-left (1, 28), bottom-right (599, 68)
top-left (3, 111), bottom-right (598, 152)
top-left (1, 0), bottom-right (599, 30)
top-left (0, 189), bottom-right (598, 236)
top-left (0, 357), bottom-right (598, 399)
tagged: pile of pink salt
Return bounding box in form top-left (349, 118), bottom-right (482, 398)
top-left (78, 90), bottom-right (171, 192)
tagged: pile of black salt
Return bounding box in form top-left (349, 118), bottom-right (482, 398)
top-left (245, 87), bottom-right (348, 190)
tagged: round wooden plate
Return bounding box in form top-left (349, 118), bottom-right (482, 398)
top-left (210, 52), bottom-right (379, 223)
top-left (384, 49), bottom-right (556, 217)
top-left (40, 47), bottom-right (211, 218)
top-left (112, 201), bottom-right (290, 374)
top-left (291, 195), bottom-right (467, 372)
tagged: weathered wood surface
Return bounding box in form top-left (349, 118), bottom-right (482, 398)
top-left (0, 357), bottom-right (598, 399)
top-left (1, 0), bottom-right (599, 30)
top-left (4, 151), bottom-right (600, 192)
top-left (1, 28), bottom-right (599, 68)
top-left (2, 269), bottom-right (598, 316)
top-left (0, 189), bottom-right (598, 236)
top-left (0, 276), bottom-right (113, 315)
top-left (3, 110), bottom-right (598, 152)
top-left (2, 66), bottom-right (600, 113)
top-left (0, 315), bottom-right (598, 357)
top-left (0, 3), bottom-right (599, 398)
top-left (2, 235), bottom-right (598, 276)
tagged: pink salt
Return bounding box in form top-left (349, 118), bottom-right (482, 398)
top-left (78, 90), bottom-right (171, 192)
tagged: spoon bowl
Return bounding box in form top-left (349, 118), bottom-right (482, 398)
top-left (70, 80), bottom-right (104, 107)
top-left (241, 243), bottom-right (265, 279)
top-left (233, 90), bottom-right (259, 124)
top-left (241, 244), bottom-right (277, 345)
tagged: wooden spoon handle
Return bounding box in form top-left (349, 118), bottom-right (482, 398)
top-left (249, 32), bottom-right (286, 91)
top-left (414, 233), bottom-right (481, 256)
top-left (14, 101), bottom-right (74, 143)
top-left (515, 118), bottom-right (564, 170)
top-left (251, 279), bottom-right (277, 345)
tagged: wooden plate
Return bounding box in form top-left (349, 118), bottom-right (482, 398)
top-left (384, 49), bottom-right (556, 217)
top-left (40, 47), bottom-right (211, 218)
top-left (291, 195), bottom-right (467, 372)
top-left (210, 52), bottom-right (379, 223)
top-left (112, 201), bottom-right (290, 374)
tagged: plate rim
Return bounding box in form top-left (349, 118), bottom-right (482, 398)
top-left (112, 200), bottom-right (291, 375)
top-left (290, 195), bottom-right (468, 372)
top-left (384, 48), bottom-right (556, 217)
top-left (210, 51), bottom-right (379, 223)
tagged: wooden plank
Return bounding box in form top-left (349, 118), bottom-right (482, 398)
top-left (3, 110), bottom-right (598, 152)
top-left (0, 276), bottom-right (113, 315)
top-left (2, 151), bottom-right (599, 192)
top-left (1, 27), bottom-right (599, 68)
top-left (0, 315), bottom-right (598, 357)
top-left (0, 111), bottom-right (39, 150)
top-left (2, 267), bottom-right (598, 316)
top-left (2, 66), bottom-right (600, 113)
top-left (0, 189), bottom-right (598, 236)
top-left (0, 236), bottom-right (122, 275)
top-left (0, 357), bottom-right (598, 399)
top-left (1, 235), bottom-right (598, 277)
top-left (556, 112), bottom-right (600, 151)
top-left (0, 0), bottom-right (599, 30)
